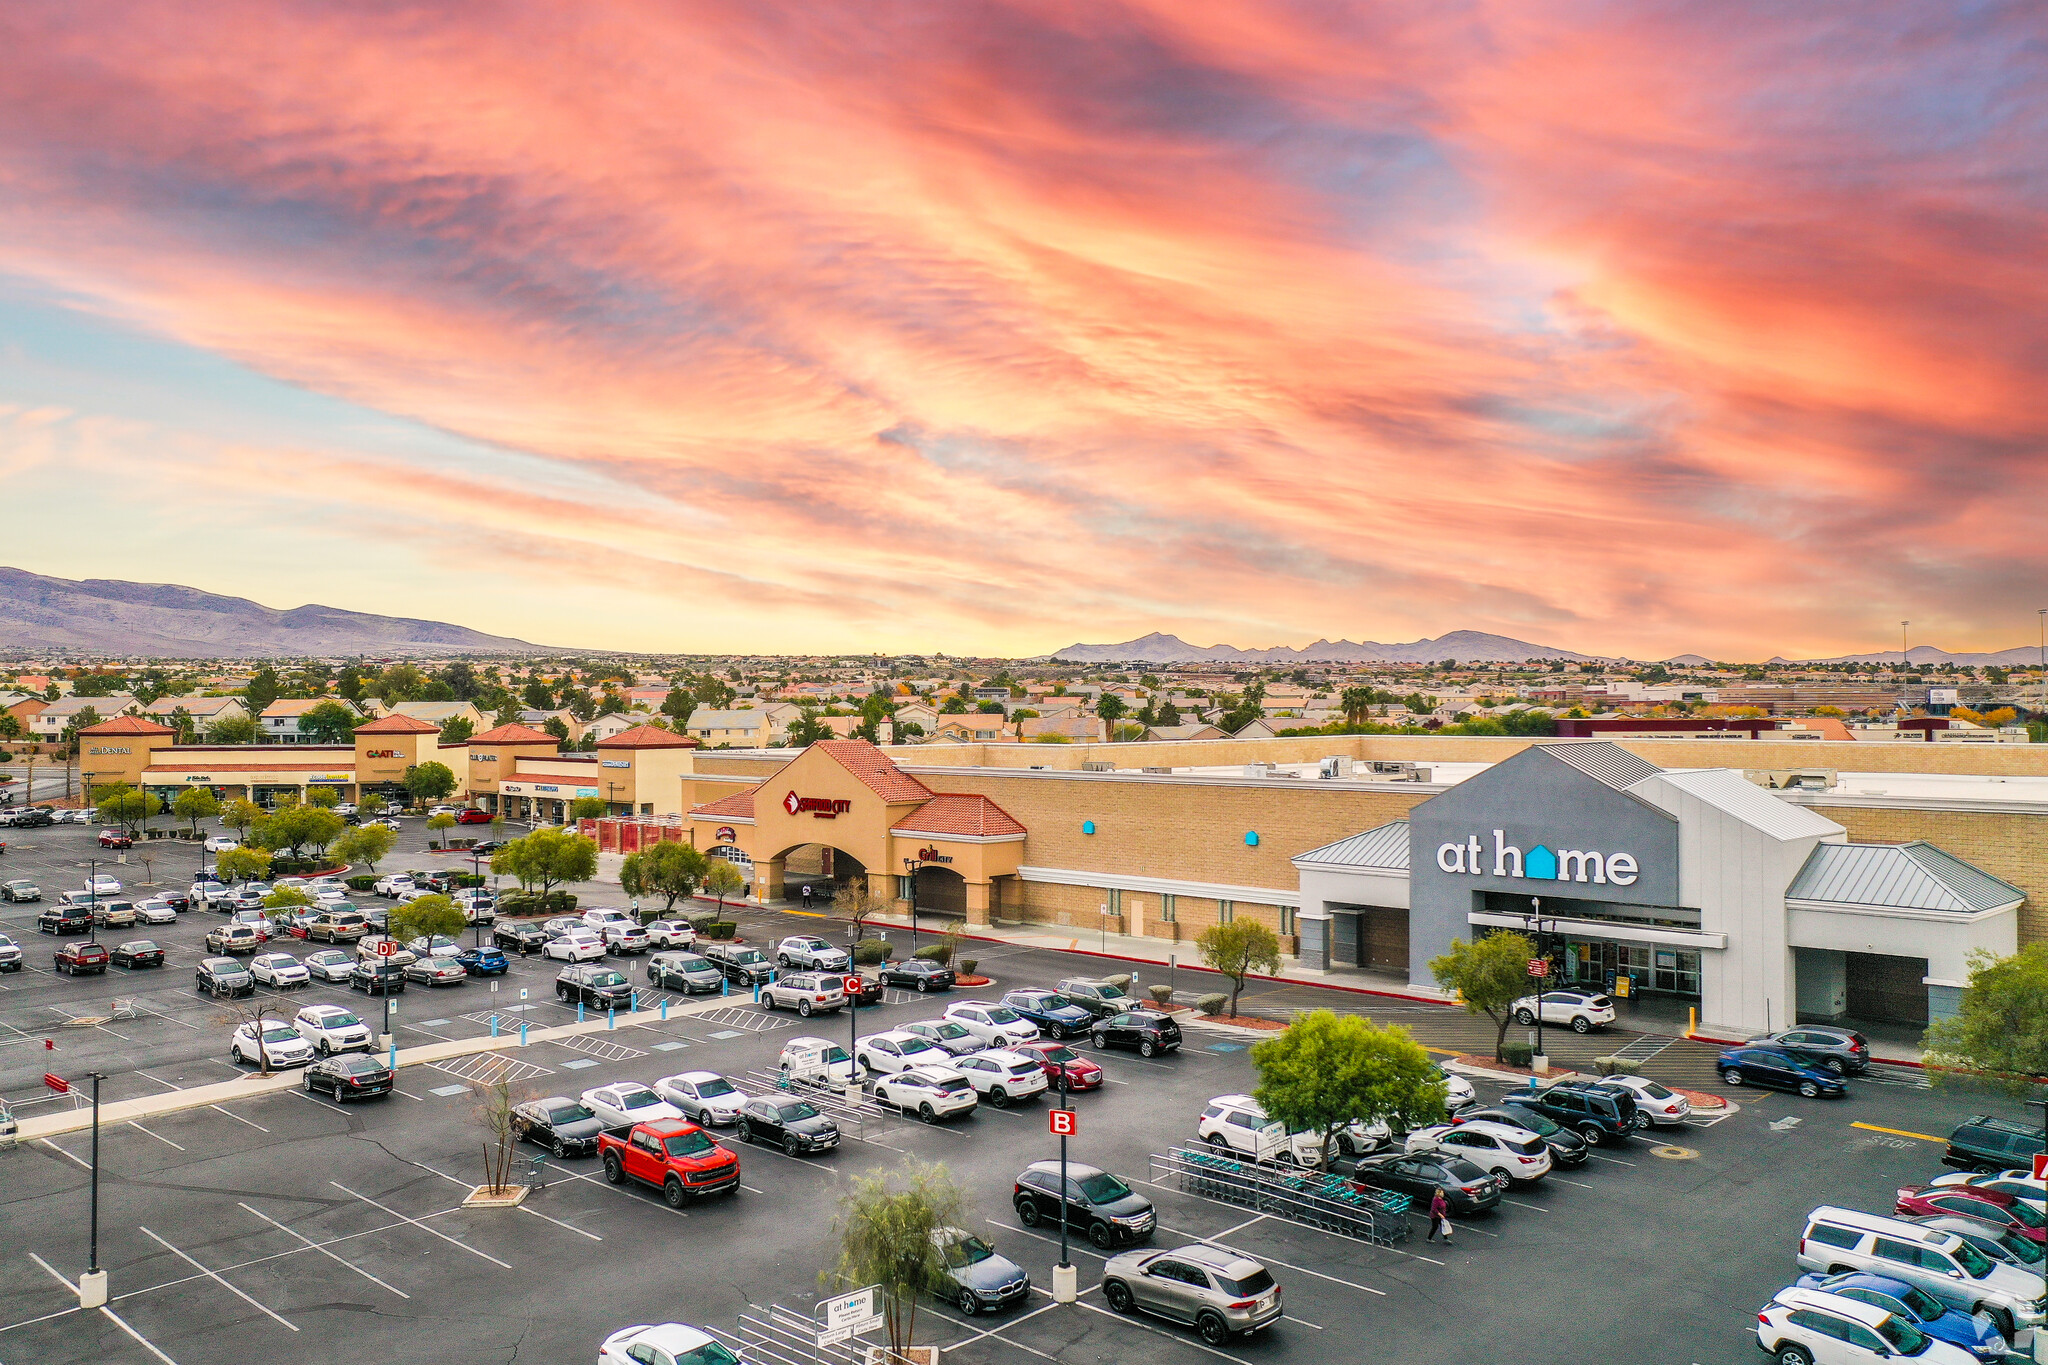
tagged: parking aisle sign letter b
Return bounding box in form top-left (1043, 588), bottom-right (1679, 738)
top-left (1050, 1109), bottom-right (1077, 1136)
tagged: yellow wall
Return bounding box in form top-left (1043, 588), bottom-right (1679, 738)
top-left (354, 731), bottom-right (437, 788)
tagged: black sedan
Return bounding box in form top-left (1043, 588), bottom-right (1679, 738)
top-left (512, 1096), bottom-right (605, 1156)
top-left (1001, 989), bottom-right (1096, 1040)
top-left (1352, 1151), bottom-right (1505, 1216)
top-left (494, 922), bottom-right (549, 955)
top-left (1089, 1009), bottom-right (1182, 1057)
top-left (303, 1054), bottom-right (393, 1102)
top-left (1453, 1106), bottom-right (1589, 1168)
top-left (844, 973), bottom-right (887, 1008)
top-left (879, 959), bottom-right (956, 993)
top-left (737, 1096), bottom-right (840, 1155)
top-left (110, 939), bottom-right (165, 969)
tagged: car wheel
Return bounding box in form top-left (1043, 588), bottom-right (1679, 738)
top-left (784, 1135), bottom-right (801, 1157)
top-left (1797, 1080), bottom-right (1820, 1098)
top-left (916, 979), bottom-right (930, 993)
top-left (1087, 1222), bottom-right (1114, 1250)
top-left (1103, 1280), bottom-right (1133, 1312)
top-left (550, 1136), bottom-right (567, 1158)
top-left (919, 1102), bottom-right (938, 1123)
top-left (1772, 1347), bottom-right (1811, 1365)
top-left (603, 1152), bottom-right (625, 1184)
top-left (1206, 1134), bottom-right (1231, 1150)
top-left (1196, 1313), bottom-right (1231, 1346)
top-left (739, 1120), bottom-right (756, 1144)
top-left (1821, 1057), bottom-right (1845, 1076)
top-left (1016, 1199), bottom-right (1041, 1227)
top-left (1981, 1306), bottom-right (2016, 1340)
top-left (1722, 1068), bottom-right (1744, 1086)
top-left (1514, 1008), bottom-right (1535, 1025)
top-left (1092, 1033), bottom-right (1109, 1050)
top-left (664, 1176), bottom-right (687, 1208)
top-left (798, 1000), bottom-right (813, 1017)
top-left (1578, 1123), bottom-right (1605, 1147)
top-left (958, 1286), bottom-right (981, 1316)
top-left (1275, 1150), bottom-right (1299, 1167)
top-left (304, 1076), bottom-right (317, 1093)
top-left (1571, 1016), bottom-right (1592, 1034)
top-left (990, 1087), bottom-right (1010, 1108)
top-left (777, 955), bottom-right (791, 968)
top-left (316, 1039), bottom-right (330, 1056)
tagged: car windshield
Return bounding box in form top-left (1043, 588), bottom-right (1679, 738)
top-left (983, 1007), bottom-right (1020, 1023)
top-left (675, 1342), bottom-right (742, 1365)
top-left (777, 1102), bottom-right (819, 1122)
top-left (619, 1089), bottom-right (662, 1108)
top-left (663, 1130), bottom-right (715, 1157)
top-left (1215, 1267), bottom-right (1275, 1296)
top-left (1006, 1062), bottom-right (1042, 1077)
top-left (1077, 1171), bottom-right (1131, 1203)
top-left (321, 1012), bottom-right (362, 1027)
top-left (929, 1023), bottom-right (969, 1038)
top-left (261, 1027), bottom-right (298, 1042)
top-left (548, 1104), bottom-right (595, 1124)
top-left (1636, 1081), bottom-right (1675, 1100)
top-left (126, 941), bottom-right (157, 952)
top-left (1951, 1239), bottom-right (1996, 1278)
top-left (1992, 1231), bottom-right (2045, 1264)
top-left (205, 958), bottom-right (240, 971)
top-left (680, 956), bottom-right (713, 970)
top-left (824, 1046), bottom-right (850, 1064)
top-left (695, 1078), bottom-right (736, 1098)
top-left (1039, 994), bottom-right (1079, 1009)
top-left (732, 950), bottom-right (765, 964)
top-left (1038, 1046), bottom-right (1077, 1063)
top-left (1499, 1110), bottom-right (1558, 1136)
top-left (2003, 1199), bottom-right (2046, 1229)
top-left (1873, 1314), bottom-right (1930, 1355)
top-left (943, 1235), bottom-right (996, 1268)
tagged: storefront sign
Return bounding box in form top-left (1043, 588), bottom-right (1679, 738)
top-left (535, 784), bottom-right (561, 793)
top-left (310, 773), bottom-right (349, 782)
top-left (1434, 829), bottom-right (1639, 887)
top-left (87, 746), bottom-right (133, 755)
top-left (601, 759), bottom-right (631, 768)
top-left (473, 753), bottom-right (497, 762)
top-left (715, 826), bottom-right (737, 842)
top-left (783, 791), bottom-right (852, 819)
top-left (500, 783), bottom-right (528, 795)
top-left (574, 787), bottom-right (601, 799)
top-left (364, 749), bottom-right (402, 759)
top-left (914, 846), bottom-right (954, 864)
top-left (183, 774), bottom-right (214, 783)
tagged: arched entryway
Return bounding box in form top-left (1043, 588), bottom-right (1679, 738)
top-left (776, 843), bottom-right (867, 907)
top-left (908, 865), bottom-right (966, 924)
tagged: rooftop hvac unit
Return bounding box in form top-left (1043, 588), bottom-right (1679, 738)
top-left (1745, 768), bottom-right (1839, 791)
top-left (1082, 761), bottom-right (1117, 772)
top-left (1363, 760), bottom-right (1432, 783)
top-left (1140, 766), bottom-right (1173, 774)
top-left (1317, 756), bottom-right (1344, 779)
top-left (1243, 763), bottom-right (1272, 778)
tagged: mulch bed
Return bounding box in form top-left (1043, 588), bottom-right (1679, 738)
top-left (953, 975), bottom-right (992, 987)
top-left (1202, 1014), bottom-right (1288, 1032)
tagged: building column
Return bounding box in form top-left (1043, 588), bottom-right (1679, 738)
top-left (964, 880), bottom-right (992, 927)
top-left (754, 856), bottom-right (785, 904)
top-left (1794, 947), bottom-right (1848, 1022)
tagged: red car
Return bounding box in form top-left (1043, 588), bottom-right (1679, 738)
top-left (1896, 1184), bottom-right (2048, 1243)
top-left (456, 809), bottom-right (494, 825)
top-left (598, 1118), bottom-right (740, 1205)
top-left (54, 940), bottom-right (110, 975)
top-left (97, 829), bottom-right (133, 849)
top-left (1015, 1040), bottom-right (1105, 1092)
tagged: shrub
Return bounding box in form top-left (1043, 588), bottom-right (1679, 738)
top-left (1147, 983), bottom-right (1174, 1006)
top-left (496, 891), bottom-right (540, 917)
top-left (703, 921), bottom-right (738, 941)
top-left (852, 938), bottom-right (893, 965)
top-left (1593, 1056), bottom-right (1641, 1076)
top-left (685, 910), bottom-right (719, 931)
top-left (955, 958), bottom-right (977, 978)
top-left (1195, 992), bottom-right (1228, 1016)
top-left (1105, 973), bottom-right (1133, 991)
top-left (345, 875), bottom-right (378, 892)
top-left (542, 890), bottom-right (578, 913)
top-left (913, 942), bottom-right (953, 965)
top-left (1500, 1041), bottom-right (1534, 1068)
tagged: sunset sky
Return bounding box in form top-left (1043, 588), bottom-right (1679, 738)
top-left (2, 2), bottom-right (2041, 659)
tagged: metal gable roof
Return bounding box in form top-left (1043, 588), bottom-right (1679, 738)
top-left (1787, 841), bottom-right (2022, 914)
top-left (1292, 821), bottom-right (1410, 871)
top-left (1540, 741), bottom-right (1662, 792)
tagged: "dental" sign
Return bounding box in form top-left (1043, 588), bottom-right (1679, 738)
top-left (1435, 829), bottom-right (1639, 887)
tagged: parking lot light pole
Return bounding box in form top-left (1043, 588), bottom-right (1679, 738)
top-left (78, 1072), bottom-right (107, 1308)
top-left (1053, 1067), bottom-right (1076, 1302)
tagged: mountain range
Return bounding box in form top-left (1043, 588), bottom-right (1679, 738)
top-left (1050, 630), bottom-right (1599, 665)
top-left (0, 568), bottom-right (565, 658)
top-left (1772, 646), bottom-right (2047, 667)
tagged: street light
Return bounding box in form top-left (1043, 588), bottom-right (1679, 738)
top-left (1521, 896), bottom-right (1559, 1076)
top-left (902, 856), bottom-right (921, 949)
top-left (78, 1071), bottom-right (106, 1308)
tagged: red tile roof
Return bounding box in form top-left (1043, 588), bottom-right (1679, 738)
top-left (354, 713), bottom-right (440, 735)
top-left (596, 724), bottom-right (699, 750)
top-left (77, 716), bottom-right (175, 737)
top-left (466, 723), bottom-right (558, 746)
top-left (690, 788), bottom-right (758, 820)
top-left (815, 739), bottom-right (934, 805)
top-left (891, 794), bottom-right (1027, 839)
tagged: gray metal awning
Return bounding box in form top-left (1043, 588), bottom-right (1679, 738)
top-left (1292, 821), bottom-right (1409, 872)
top-left (1786, 841), bottom-right (2022, 915)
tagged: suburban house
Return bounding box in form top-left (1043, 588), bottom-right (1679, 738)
top-left (258, 697), bottom-right (364, 744)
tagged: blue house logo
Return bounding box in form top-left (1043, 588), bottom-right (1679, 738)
top-left (1525, 844), bottom-right (1557, 880)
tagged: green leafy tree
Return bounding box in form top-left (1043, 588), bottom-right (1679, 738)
top-left (1429, 932), bottom-right (1538, 1063)
top-left (1154, 699), bottom-right (1181, 726)
top-left (438, 661), bottom-right (478, 701)
top-left (390, 894), bottom-right (467, 944)
top-left (1923, 944), bottom-right (2048, 1096)
top-left (94, 784), bottom-right (159, 834)
top-left (332, 822), bottom-right (396, 874)
top-left (568, 796), bottom-right (609, 820)
top-left (206, 713), bottom-right (258, 744)
top-left (660, 687), bottom-right (696, 727)
top-left (490, 828), bottom-right (596, 901)
top-left (165, 705), bottom-right (199, 744)
top-left (439, 716), bottom-right (475, 745)
top-left (62, 706), bottom-right (104, 753)
top-left (337, 664), bottom-right (367, 703)
top-left (703, 858), bottom-right (747, 915)
top-left (543, 716), bottom-right (572, 743)
top-left (244, 665), bottom-right (280, 716)
top-left (521, 678), bottom-right (555, 710)
top-left (261, 884), bottom-right (314, 931)
top-left (215, 846), bottom-right (271, 884)
top-left (824, 1161), bottom-right (968, 1358)
top-left (787, 709), bottom-right (831, 746)
top-left (1195, 919), bottom-right (1282, 1019)
top-left (260, 803), bottom-right (346, 859)
top-left (620, 841), bottom-right (709, 915)
top-left (358, 793), bottom-right (388, 818)
top-left (172, 787), bottom-right (220, 835)
top-left (297, 701), bottom-right (360, 744)
top-left (1252, 1010), bottom-right (1447, 1160)
top-left (305, 785), bottom-right (341, 808)
top-left (404, 761), bottom-right (458, 804)
top-left (221, 797), bottom-right (263, 844)
top-left (426, 811), bottom-right (457, 844)
top-left (1340, 686), bottom-right (1377, 726)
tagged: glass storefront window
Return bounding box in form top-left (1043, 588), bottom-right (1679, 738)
top-left (1569, 940), bottom-right (1697, 997)
top-left (1654, 949), bottom-right (1700, 995)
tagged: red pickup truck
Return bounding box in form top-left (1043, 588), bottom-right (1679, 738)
top-left (598, 1119), bottom-right (740, 1207)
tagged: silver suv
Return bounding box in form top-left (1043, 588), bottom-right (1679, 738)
top-left (760, 971), bottom-right (846, 1018)
top-left (776, 935), bottom-right (851, 972)
top-left (1797, 1205), bottom-right (2046, 1339)
top-left (1101, 1244), bottom-right (1283, 1345)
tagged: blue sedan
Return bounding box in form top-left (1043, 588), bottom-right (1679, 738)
top-left (1789, 1271), bottom-right (2009, 1362)
top-left (456, 945), bottom-right (510, 976)
top-left (1717, 1046), bottom-right (1846, 1098)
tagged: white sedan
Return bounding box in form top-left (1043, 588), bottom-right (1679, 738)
top-left (654, 1071), bottom-right (749, 1127)
top-left (84, 874), bottom-right (122, 897)
top-left (136, 898), bottom-right (179, 925)
top-left (205, 835), bottom-right (240, 853)
top-left (231, 1021), bottom-right (314, 1068)
top-left (544, 930), bottom-right (607, 963)
top-left (1407, 1119), bottom-right (1553, 1184)
top-left (294, 1004), bottom-right (373, 1054)
top-left (580, 1083), bottom-right (685, 1130)
top-left (598, 1324), bottom-right (738, 1365)
top-left (1927, 1170), bottom-right (2046, 1208)
top-left (249, 953), bottom-right (310, 988)
top-left (1510, 989), bottom-right (1617, 1033)
top-left (304, 949), bottom-right (357, 983)
top-left (941, 1001), bottom-right (1040, 1048)
top-left (856, 1030), bottom-right (957, 1077)
top-left (309, 885), bottom-right (351, 907)
top-left (1594, 1075), bottom-right (1691, 1126)
top-left (873, 1067), bottom-right (979, 1122)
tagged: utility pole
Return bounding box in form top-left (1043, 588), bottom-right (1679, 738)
top-left (79, 1072), bottom-right (107, 1307)
top-left (1053, 1065), bottom-right (1076, 1303)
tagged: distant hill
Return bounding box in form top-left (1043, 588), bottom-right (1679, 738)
top-left (0, 568), bottom-right (569, 658)
top-left (1770, 646), bottom-right (2046, 667)
top-left (1049, 630), bottom-right (1599, 665)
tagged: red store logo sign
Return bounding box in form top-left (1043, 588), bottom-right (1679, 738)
top-left (784, 791), bottom-right (852, 819)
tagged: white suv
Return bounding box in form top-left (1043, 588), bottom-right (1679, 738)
top-left (231, 1021), bottom-right (314, 1068)
top-left (293, 1004), bottom-right (373, 1054)
top-left (373, 874), bottom-right (417, 898)
top-left (1758, 1287), bottom-right (1976, 1365)
top-left (954, 1050), bottom-right (1050, 1108)
top-left (1406, 1119), bottom-right (1553, 1184)
top-left (942, 1001), bottom-right (1039, 1048)
top-left (1510, 989), bottom-right (1616, 1033)
top-left (856, 1030), bottom-right (956, 1076)
top-left (776, 935), bottom-right (851, 972)
top-left (873, 1066), bottom-right (978, 1122)
top-left (1197, 1094), bottom-right (1328, 1167)
top-left (582, 908), bottom-right (634, 933)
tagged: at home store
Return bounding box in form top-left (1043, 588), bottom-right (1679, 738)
top-left (1291, 743), bottom-right (2023, 1037)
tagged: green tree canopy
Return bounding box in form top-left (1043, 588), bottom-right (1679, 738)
top-left (1195, 918), bottom-right (1281, 1018)
top-left (787, 709), bottom-right (831, 746)
top-left (825, 1161), bottom-right (967, 1357)
top-left (297, 701), bottom-right (360, 744)
top-left (568, 796), bottom-right (608, 820)
top-left (1924, 944), bottom-right (2048, 1096)
top-left (1095, 694), bottom-right (1128, 723)
top-left (94, 784), bottom-right (159, 833)
top-left (703, 858), bottom-right (747, 913)
top-left (215, 846), bottom-right (271, 883)
top-left (439, 716), bottom-right (475, 745)
top-left (206, 713), bottom-right (258, 744)
top-left (404, 761), bottom-right (458, 803)
top-left (491, 828), bottom-right (597, 898)
top-left (257, 803), bottom-right (346, 859)
top-left (1430, 932), bottom-right (1538, 1062)
top-left (304, 785), bottom-right (341, 808)
top-left (620, 841), bottom-right (709, 914)
top-left (243, 665), bottom-right (280, 715)
top-left (1252, 1010), bottom-right (1447, 1156)
top-left (172, 787), bottom-right (220, 833)
top-left (332, 822), bottom-right (396, 874)
top-left (358, 793), bottom-right (388, 818)
top-left (390, 894), bottom-right (467, 944)
top-left (220, 797), bottom-right (263, 842)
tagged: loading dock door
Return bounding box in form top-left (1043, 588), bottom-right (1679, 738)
top-left (1360, 907), bottom-right (1409, 972)
top-left (1845, 952), bottom-right (1929, 1026)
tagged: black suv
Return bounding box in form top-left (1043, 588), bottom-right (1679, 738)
top-left (557, 963), bottom-right (636, 1009)
top-left (1013, 1160), bottom-right (1155, 1248)
top-left (1944, 1116), bottom-right (2048, 1173)
top-left (1090, 1009), bottom-right (1182, 1057)
top-left (700, 941), bottom-right (773, 985)
top-left (37, 905), bottom-right (93, 935)
top-left (11, 810), bottom-right (54, 828)
top-left (349, 961), bottom-right (408, 996)
top-left (494, 922), bottom-right (549, 955)
top-left (1499, 1081), bottom-right (1643, 1146)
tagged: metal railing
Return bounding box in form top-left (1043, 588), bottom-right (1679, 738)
top-left (1150, 1145), bottom-right (1411, 1245)
top-left (735, 1068), bottom-right (900, 1145)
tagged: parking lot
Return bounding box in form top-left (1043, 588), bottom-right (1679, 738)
top-left (0, 818), bottom-right (2035, 1365)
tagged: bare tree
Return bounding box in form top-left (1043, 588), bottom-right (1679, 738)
top-left (471, 1078), bottom-right (527, 1196)
top-left (212, 998), bottom-right (293, 1076)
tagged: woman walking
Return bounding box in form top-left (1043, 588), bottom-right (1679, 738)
top-left (1425, 1187), bottom-right (1453, 1244)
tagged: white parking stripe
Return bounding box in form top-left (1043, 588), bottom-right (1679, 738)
top-left (329, 1183), bottom-right (512, 1268)
top-left (983, 1219), bottom-right (1108, 1260)
top-left (398, 1159), bottom-right (605, 1242)
top-left (128, 1122), bottom-right (185, 1151)
top-left (237, 1204), bottom-right (411, 1299)
top-left (29, 1253), bottom-right (177, 1365)
top-left (1501, 1197), bottom-right (1548, 1212)
top-left (1076, 1298), bottom-right (1261, 1365)
top-left (210, 1105), bottom-right (270, 1132)
top-left (38, 1138), bottom-right (91, 1172)
top-left (137, 1226), bottom-right (299, 1332)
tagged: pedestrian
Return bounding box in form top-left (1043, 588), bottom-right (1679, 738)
top-left (1426, 1188), bottom-right (1453, 1244)
top-left (802, 884), bottom-right (813, 909)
